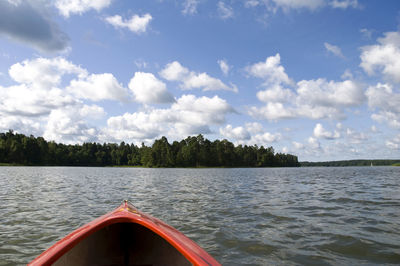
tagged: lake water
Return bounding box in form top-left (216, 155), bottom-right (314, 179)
top-left (0, 166), bottom-right (399, 265)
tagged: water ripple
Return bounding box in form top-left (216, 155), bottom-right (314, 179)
top-left (0, 166), bottom-right (400, 265)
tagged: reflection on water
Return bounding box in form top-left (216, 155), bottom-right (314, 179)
top-left (0, 166), bottom-right (400, 265)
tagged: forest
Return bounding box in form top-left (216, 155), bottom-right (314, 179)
top-left (0, 130), bottom-right (300, 167)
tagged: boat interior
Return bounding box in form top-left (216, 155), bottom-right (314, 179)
top-left (53, 222), bottom-right (192, 266)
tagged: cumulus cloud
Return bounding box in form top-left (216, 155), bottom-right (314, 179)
top-left (0, 57), bottom-right (131, 142)
top-left (219, 123), bottom-right (281, 146)
top-left (268, 0), bottom-right (325, 11)
top-left (0, 57), bottom-right (89, 117)
top-left (7, 57), bottom-right (130, 103)
top-left (217, 1), bottom-right (234, 19)
top-left (256, 84), bottom-right (294, 103)
top-left (220, 125), bottom-right (251, 140)
top-left (313, 123), bottom-right (340, 139)
top-left (248, 54), bottom-right (364, 121)
top-left (293, 141), bottom-right (305, 149)
top-left (105, 14), bottom-right (152, 34)
top-left (43, 105), bottom-right (103, 144)
top-left (324, 42), bottom-right (344, 58)
top-left (9, 57), bottom-right (87, 88)
top-left (218, 59), bottom-right (230, 75)
top-left (345, 128), bottom-right (367, 144)
top-left (103, 94), bottom-right (235, 143)
top-left (386, 134), bottom-right (400, 150)
top-left (0, 1), bottom-right (69, 53)
top-left (55, 0), bottom-right (112, 17)
top-left (250, 78), bottom-right (364, 121)
top-left (182, 0), bottom-right (199, 15)
top-left (245, 0), bottom-right (358, 12)
top-left (160, 61), bottom-right (238, 92)
top-left (330, 0), bottom-right (359, 9)
top-left (67, 73), bottom-right (129, 101)
top-left (0, 116), bottom-right (41, 136)
top-left (0, 84), bottom-right (76, 117)
top-left (128, 72), bottom-right (174, 104)
top-left (251, 132), bottom-right (282, 144)
top-left (366, 83), bottom-right (400, 128)
top-left (245, 122), bottom-right (264, 134)
top-left (249, 102), bottom-right (296, 120)
top-left (246, 54), bottom-right (293, 86)
top-left (244, 0), bottom-right (260, 8)
top-left (360, 31), bottom-right (400, 83)
top-left (296, 78), bottom-right (364, 108)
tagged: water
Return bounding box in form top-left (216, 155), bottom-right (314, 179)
top-left (0, 167), bottom-right (399, 265)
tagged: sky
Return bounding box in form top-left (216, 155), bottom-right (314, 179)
top-left (0, 0), bottom-right (400, 161)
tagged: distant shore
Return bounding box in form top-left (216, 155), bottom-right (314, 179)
top-left (300, 159), bottom-right (400, 167)
top-left (1, 162), bottom-right (400, 167)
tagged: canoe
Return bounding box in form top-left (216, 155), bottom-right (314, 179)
top-left (29, 201), bottom-right (220, 266)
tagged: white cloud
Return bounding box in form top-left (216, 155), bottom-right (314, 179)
top-left (293, 141), bottom-right (305, 149)
top-left (218, 1), bottom-right (234, 19)
top-left (103, 94), bottom-right (235, 143)
top-left (105, 14), bottom-right (153, 33)
top-left (182, 0), bottom-right (199, 15)
top-left (296, 79), bottom-right (364, 108)
top-left (249, 77), bottom-right (364, 121)
top-left (372, 111), bottom-right (400, 129)
top-left (256, 84), bottom-right (294, 103)
top-left (160, 61), bottom-right (238, 92)
top-left (313, 123), bottom-right (340, 139)
top-left (128, 72), bottom-right (174, 104)
top-left (330, 0), bottom-right (359, 9)
top-left (55, 0), bottom-right (112, 17)
top-left (246, 54), bottom-right (293, 86)
top-left (308, 136), bottom-right (321, 149)
top-left (251, 132), bottom-right (281, 144)
top-left (249, 102), bottom-right (296, 120)
top-left (0, 56), bottom-right (133, 142)
top-left (67, 73), bottom-right (129, 102)
top-left (0, 57), bottom-right (89, 117)
top-left (366, 83), bottom-right (400, 128)
top-left (386, 134), bottom-right (400, 150)
top-left (220, 125), bottom-right (251, 140)
top-left (0, 84), bottom-right (75, 117)
top-left (244, 0), bottom-right (260, 8)
top-left (9, 57), bottom-right (87, 89)
top-left (345, 128), bottom-right (367, 144)
top-left (360, 31), bottom-right (400, 83)
top-left (245, 122), bottom-right (264, 134)
top-left (7, 57), bottom-right (131, 103)
top-left (105, 14), bottom-right (152, 34)
top-left (183, 73), bottom-right (237, 92)
top-left (43, 105), bottom-right (101, 144)
top-left (270, 0), bottom-right (325, 11)
top-left (79, 104), bottom-right (106, 119)
top-left (159, 61), bottom-right (189, 81)
top-left (366, 83), bottom-right (400, 113)
top-left (134, 59), bottom-right (148, 69)
top-left (0, 116), bottom-right (41, 136)
top-left (219, 123), bottom-right (281, 146)
top-left (218, 59), bottom-right (230, 75)
top-left (324, 42), bottom-right (344, 58)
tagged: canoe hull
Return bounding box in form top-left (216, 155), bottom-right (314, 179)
top-left (29, 202), bottom-right (220, 266)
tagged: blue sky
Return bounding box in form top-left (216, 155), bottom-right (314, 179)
top-left (0, 0), bottom-right (400, 161)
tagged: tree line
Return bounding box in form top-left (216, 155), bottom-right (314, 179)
top-left (300, 159), bottom-right (400, 167)
top-left (0, 130), bottom-right (300, 167)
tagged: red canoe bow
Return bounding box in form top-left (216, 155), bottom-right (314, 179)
top-left (29, 201), bottom-right (220, 266)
